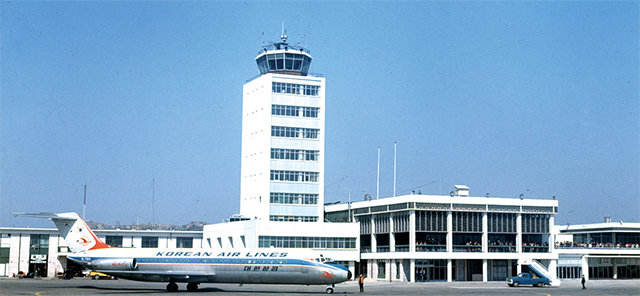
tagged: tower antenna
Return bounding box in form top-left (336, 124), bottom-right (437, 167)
top-left (281, 22), bottom-right (287, 43)
top-left (376, 146), bottom-right (380, 199)
top-left (83, 184), bottom-right (87, 219)
top-left (393, 142), bottom-right (397, 197)
top-left (152, 178), bottom-right (155, 228)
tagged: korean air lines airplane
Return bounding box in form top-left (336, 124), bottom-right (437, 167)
top-left (15, 212), bottom-right (351, 293)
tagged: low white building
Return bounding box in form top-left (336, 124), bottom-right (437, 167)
top-left (202, 219), bottom-right (360, 277)
top-left (0, 227), bottom-right (203, 278)
top-left (554, 219), bottom-right (640, 280)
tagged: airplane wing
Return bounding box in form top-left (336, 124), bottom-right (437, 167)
top-left (95, 270), bottom-right (217, 283)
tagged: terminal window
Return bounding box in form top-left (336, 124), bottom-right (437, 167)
top-left (176, 237), bottom-right (193, 248)
top-left (105, 236), bottom-right (123, 248)
top-left (141, 237), bottom-right (158, 248)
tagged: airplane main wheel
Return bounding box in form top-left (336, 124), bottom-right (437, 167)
top-left (187, 283), bottom-right (199, 292)
top-left (326, 287), bottom-right (334, 294)
top-left (166, 283), bottom-right (179, 292)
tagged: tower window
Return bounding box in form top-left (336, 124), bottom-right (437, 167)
top-left (272, 82), bottom-right (319, 96)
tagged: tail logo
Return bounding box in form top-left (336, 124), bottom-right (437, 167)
top-left (321, 271), bottom-right (336, 279)
top-left (78, 237), bottom-right (92, 246)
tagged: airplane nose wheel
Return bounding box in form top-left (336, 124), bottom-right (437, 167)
top-left (187, 282), bottom-right (199, 292)
top-left (166, 282), bottom-right (178, 292)
top-left (325, 284), bottom-right (335, 294)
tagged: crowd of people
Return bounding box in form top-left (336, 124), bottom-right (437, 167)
top-left (416, 237), bottom-right (446, 251)
top-left (522, 241), bottom-right (549, 252)
top-left (556, 241), bottom-right (640, 248)
top-left (488, 240), bottom-right (515, 252)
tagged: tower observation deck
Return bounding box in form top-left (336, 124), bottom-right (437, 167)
top-left (255, 33), bottom-right (312, 76)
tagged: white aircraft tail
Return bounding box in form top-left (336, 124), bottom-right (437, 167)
top-left (518, 258), bottom-right (561, 287)
top-left (13, 212), bottom-right (112, 253)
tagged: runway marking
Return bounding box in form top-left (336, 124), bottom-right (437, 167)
top-left (35, 291), bottom-right (45, 296)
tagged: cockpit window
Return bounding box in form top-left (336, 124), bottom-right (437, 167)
top-left (315, 257), bottom-right (334, 263)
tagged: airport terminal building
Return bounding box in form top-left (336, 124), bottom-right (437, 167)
top-left (1, 34), bottom-right (638, 283)
top-left (324, 186), bottom-right (560, 282)
top-left (554, 219), bottom-right (640, 280)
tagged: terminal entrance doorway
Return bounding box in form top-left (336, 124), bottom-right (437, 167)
top-left (28, 256), bottom-right (47, 278)
top-left (415, 259), bottom-right (446, 282)
top-left (454, 259), bottom-right (483, 281)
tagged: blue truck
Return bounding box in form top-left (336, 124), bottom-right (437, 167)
top-left (506, 272), bottom-right (551, 287)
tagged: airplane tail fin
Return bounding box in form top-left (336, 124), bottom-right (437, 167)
top-left (13, 212), bottom-right (112, 253)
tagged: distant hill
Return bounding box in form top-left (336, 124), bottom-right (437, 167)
top-left (85, 220), bottom-right (205, 231)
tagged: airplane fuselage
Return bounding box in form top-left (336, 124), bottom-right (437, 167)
top-left (69, 248), bottom-right (350, 285)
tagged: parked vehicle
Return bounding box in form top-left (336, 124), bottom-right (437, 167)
top-left (507, 272), bottom-right (550, 287)
top-left (89, 271), bottom-right (117, 280)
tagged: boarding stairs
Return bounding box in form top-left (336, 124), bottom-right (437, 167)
top-left (517, 259), bottom-right (561, 287)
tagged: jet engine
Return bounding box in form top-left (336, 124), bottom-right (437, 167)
top-left (87, 258), bottom-right (137, 270)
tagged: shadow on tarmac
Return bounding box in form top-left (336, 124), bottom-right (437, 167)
top-left (76, 285), bottom-right (336, 294)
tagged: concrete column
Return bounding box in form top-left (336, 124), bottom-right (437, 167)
top-left (549, 259), bottom-right (557, 279)
top-left (586, 233), bottom-right (591, 246)
top-left (507, 259), bottom-right (512, 277)
top-left (387, 259), bottom-right (392, 282)
top-left (18, 234), bottom-right (30, 275)
top-left (447, 259), bottom-right (453, 282)
top-left (410, 259), bottom-right (415, 282)
top-left (371, 260), bottom-right (376, 280)
top-left (482, 212), bottom-right (488, 253)
top-left (581, 256), bottom-right (589, 280)
top-left (47, 234), bottom-right (60, 278)
top-left (612, 258), bottom-right (617, 279)
top-left (447, 211), bottom-right (453, 253)
top-left (409, 211), bottom-right (416, 252)
top-left (516, 213), bottom-right (522, 253)
top-left (371, 215), bottom-right (377, 253)
top-left (482, 259), bottom-right (488, 282)
top-left (612, 233), bottom-right (616, 245)
top-left (517, 262), bottom-right (522, 275)
top-left (348, 261), bottom-right (356, 281)
top-left (390, 214), bottom-right (395, 252)
top-left (399, 260), bottom-right (405, 282)
top-left (548, 215), bottom-right (555, 253)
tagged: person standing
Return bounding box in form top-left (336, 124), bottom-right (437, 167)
top-left (358, 274), bottom-right (365, 292)
top-left (581, 275), bottom-right (586, 290)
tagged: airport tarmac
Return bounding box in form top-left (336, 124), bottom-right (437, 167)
top-left (1, 278), bottom-right (638, 296)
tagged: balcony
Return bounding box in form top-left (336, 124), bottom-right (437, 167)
top-left (488, 245), bottom-right (516, 253)
top-left (361, 247), bottom-right (372, 253)
top-left (395, 245), bottom-right (410, 252)
top-left (453, 245), bottom-right (482, 252)
top-left (376, 245), bottom-right (390, 253)
top-left (523, 245), bottom-right (549, 253)
top-left (555, 242), bottom-right (640, 249)
top-left (416, 244), bottom-right (446, 252)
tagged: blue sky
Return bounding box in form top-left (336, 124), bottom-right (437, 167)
top-left (2, 2), bottom-right (638, 227)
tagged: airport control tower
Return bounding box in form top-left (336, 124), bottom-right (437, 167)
top-left (240, 32), bottom-right (325, 222)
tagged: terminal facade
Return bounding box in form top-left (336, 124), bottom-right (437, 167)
top-left (555, 219), bottom-right (640, 280)
top-left (324, 186), bottom-right (560, 282)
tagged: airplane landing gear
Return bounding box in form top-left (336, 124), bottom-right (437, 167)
top-left (187, 282), bottom-right (199, 292)
top-left (166, 282), bottom-right (178, 292)
top-left (325, 284), bottom-right (335, 294)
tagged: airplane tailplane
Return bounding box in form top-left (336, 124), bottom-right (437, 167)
top-left (13, 212), bottom-right (112, 253)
